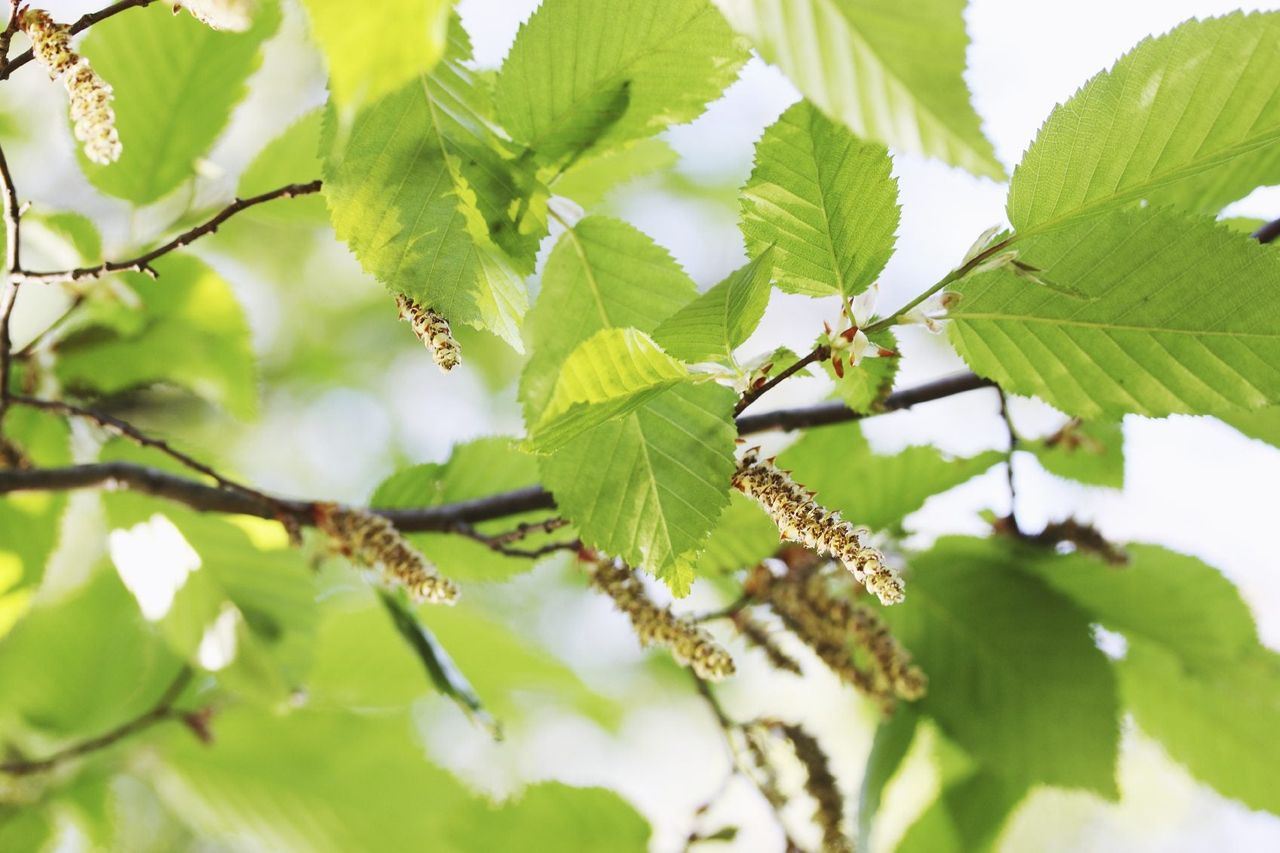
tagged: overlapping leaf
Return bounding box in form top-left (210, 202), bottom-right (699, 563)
top-left (653, 249), bottom-right (775, 365)
top-left (80, 1), bottom-right (279, 202)
top-left (55, 255), bottom-right (258, 417)
top-left (301, 0), bottom-right (450, 111)
top-left (950, 208), bottom-right (1280, 420)
top-left (496, 0), bottom-right (748, 164)
top-left (777, 423), bottom-right (1002, 531)
top-left (322, 23), bottom-right (539, 350)
top-left (883, 537), bottom-right (1120, 794)
top-left (1009, 12), bottom-right (1280, 232)
top-left (521, 217), bottom-right (698, 420)
top-left (713, 0), bottom-right (1003, 178)
top-left (1026, 419), bottom-right (1124, 489)
top-left (741, 102), bottom-right (899, 298)
top-left (531, 329), bottom-right (693, 452)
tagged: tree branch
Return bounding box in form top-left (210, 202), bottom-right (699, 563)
top-left (733, 344), bottom-right (830, 417)
top-left (0, 371), bottom-right (995, 531)
top-left (1254, 216), bottom-right (1280, 246)
top-left (15, 181), bottom-right (323, 284)
top-left (0, 666), bottom-right (196, 776)
top-left (0, 0), bottom-right (158, 81)
top-left (0, 140), bottom-right (23, 417)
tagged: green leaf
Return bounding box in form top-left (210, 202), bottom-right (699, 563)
top-left (308, 594), bottom-right (618, 728)
top-left (883, 537), bottom-right (1120, 794)
top-left (652, 249), bottom-right (775, 365)
top-left (541, 382), bottom-right (738, 581)
top-left (1009, 12), bottom-right (1280, 233)
top-left (776, 423), bottom-right (1002, 532)
top-left (80, 1), bottom-right (279, 203)
top-left (949, 208), bottom-right (1280, 420)
top-left (858, 708), bottom-right (918, 849)
top-left (1020, 544), bottom-right (1258, 673)
top-left (1025, 419), bottom-right (1124, 489)
top-left (713, 0), bottom-right (1003, 179)
top-left (371, 438), bottom-right (561, 582)
top-left (740, 102), bottom-right (898, 298)
top-left (1120, 643), bottom-right (1280, 814)
top-left (1220, 404), bottom-right (1280, 449)
top-left (237, 109), bottom-right (326, 225)
top-left (693, 492), bottom-right (779, 574)
top-left (55, 254), bottom-right (258, 418)
top-left (896, 771), bottom-right (1029, 853)
top-left (495, 0), bottom-right (748, 163)
top-left (530, 328), bottom-right (693, 452)
top-left (301, 0), bottom-right (450, 111)
top-left (322, 23), bottom-right (538, 350)
top-left (553, 138), bottom-right (679, 209)
top-left (0, 407), bottom-right (70, 604)
top-left (377, 590), bottom-right (499, 736)
top-left (102, 486), bottom-right (319, 703)
top-left (153, 707), bottom-right (647, 851)
top-left (0, 568), bottom-right (181, 739)
top-left (521, 216), bottom-right (698, 421)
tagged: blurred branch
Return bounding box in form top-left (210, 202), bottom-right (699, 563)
top-left (15, 181), bottom-right (323, 284)
top-left (0, 0), bottom-right (158, 81)
top-left (996, 388), bottom-right (1020, 535)
top-left (0, 666), bottom-right (200, 777)
top-left (0, 141), bottom-right (24, 422)
top-left (1253, 216), bottom-right (1280, 245)
top-left (0, 372), bottom-right (996, 532)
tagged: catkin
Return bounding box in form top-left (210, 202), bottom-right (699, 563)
top-left (22, 10), bottom-right (121, 165)
top-left (776, 724), bottom-right (852, 853)
top-left (733, 449), bottom-right (904, 605)
top-left (315, 504), bottom-right (458, 604)
top-left (734, 613), bottom-right (803, 675)
top-left (589, 558), bottom-right (735, 681)
top-left (749, 561), bottom-right (925, 712)
top-left (396, 294), bottom-right (462, 373)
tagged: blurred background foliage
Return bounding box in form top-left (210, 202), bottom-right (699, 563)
top-left (0, 1), bottom-right (1278, 851)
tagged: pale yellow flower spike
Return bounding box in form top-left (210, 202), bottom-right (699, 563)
top-left (733, 449), bottom-right (905, 605)
top-left (315, 504), bottom-right (459, 605)
top-left (396, 294), bottom-right (462, 373)
top-left (22, 10), bottom-right (122, 165)
top-left (589, 558), bottom-right (735, 681)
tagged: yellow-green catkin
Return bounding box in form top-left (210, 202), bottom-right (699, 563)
top-left (589, 558), bottom-right (735, 681)
top-left (21, 10), bottom-right (121, 165)
top-left (777, 724), bottom-right (852, 853)
top-left (734, 613), bottom-right (803, 675)
top-left (315, 504), bottom-right (458, 604)
top-left (749, 561), bottom-right (925, 712)
top-left (396, 294), bottom-right (462, 373)
top-left (733, 449), bottom-right (904, 605)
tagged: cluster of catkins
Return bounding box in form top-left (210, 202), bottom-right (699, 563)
top-left (733, 448), bottom-right (905, 605)
top-left (21, 10), bottom-right (121, 165)
top-left (396, 294), bottom-right (462, 373)
top-left (588, 558), bottom-right (735, 681)
top-left (748, 558), bottom-right (925, 713)
top-left (314, 504), bottom-right (458, 604)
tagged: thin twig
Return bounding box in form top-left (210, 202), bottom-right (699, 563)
top-left (10, 394), bottom-right (283, 510)
top-left (0, 0), bottom-right (158, 81)
top-left (733, 344), bottom-right (830, 417)
top-left (16, 181), bottom-right (323, 284)
top-left (0, 141), bottom-right (23, 417)
top-left (1253, 216), bottom-right (1280, 245)
top-left (451, 521), bottom-right (581, 559)
top-left (0, 2), bottom-right (22, 74)
top-left (0, 667), bottom-right (196, 776)
top-left (0, 373), bottom-right (996, 530)
top-left (996, 388), bottom-right (1020, 535)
